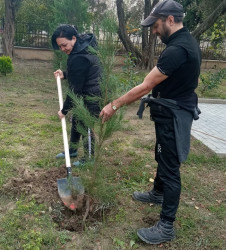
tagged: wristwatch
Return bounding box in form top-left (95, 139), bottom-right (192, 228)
top-left (111, 102), bottom-right (118, 111)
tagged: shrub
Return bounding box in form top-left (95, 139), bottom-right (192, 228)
top-left (0, 56), bottom-right (13, 76)
top-left (199, 68), bottom-right (226, 94)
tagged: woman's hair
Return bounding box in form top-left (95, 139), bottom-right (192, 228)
top-left (51, 24), bottom-right (79, 50)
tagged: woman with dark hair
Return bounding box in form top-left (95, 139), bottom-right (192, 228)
top-left (52, 24), bottom-right (101, 167)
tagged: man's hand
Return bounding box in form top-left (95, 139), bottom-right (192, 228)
top-left (99, 103), bottom-right (116, 123)
top-left (99, 67), bottom-right (168, 124)
top-left (54, 69), bottom-right (64, 79)
top-left (58, 110), bottom-right (65, 120)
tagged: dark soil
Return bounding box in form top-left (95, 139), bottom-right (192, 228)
top-left (1, 166), bottom-right (106, 232)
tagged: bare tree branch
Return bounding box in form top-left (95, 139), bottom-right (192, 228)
top-left (192, 0), bottom-right (226, 40)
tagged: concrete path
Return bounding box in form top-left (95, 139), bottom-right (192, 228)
top-left (191, 99), bottom-right (226, 157)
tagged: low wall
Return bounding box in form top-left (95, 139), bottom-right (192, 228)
top-left (201, 60), bottom-right (226, 70)
top-left (14, 47), bottom-right (226, 70)
top-left (14, 47), bottom-right (54, 61)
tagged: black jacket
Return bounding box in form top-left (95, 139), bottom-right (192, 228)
top-left (62, 33), bottom-right (101, 115)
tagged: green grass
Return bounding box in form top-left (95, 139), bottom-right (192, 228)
top-left (0, 200), bottom-right (71, 249)
top-left (0, 148), bottom-right (24, 158)
top-left (0, 159), bottom-right (14, 186)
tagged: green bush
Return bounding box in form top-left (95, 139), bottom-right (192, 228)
top-left (0, 56), bottom-right (13, 76)
top-left (199, 68), bottom-right (226, 94)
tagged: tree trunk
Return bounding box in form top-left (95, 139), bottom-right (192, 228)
top-left (141, 0), bottom-right (151, 50)
top-left (192, 0), bottom-right (226, 40)
top-left (116, 0), bottom-right (142, 63)
top-left (2, 0), bottom-right (17, 57)
top-left (141, 0), bottom-right (159, 70)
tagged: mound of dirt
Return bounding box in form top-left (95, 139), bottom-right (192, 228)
top-left (1, 166), bottom-right (107, 231)
top-left (2, 166), bottom-right (67, 205)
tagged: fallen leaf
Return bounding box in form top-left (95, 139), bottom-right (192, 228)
top-left (216, 200), bottom-right (222, 204)
top-left (130, 240), bottom-right (135, 247)
top-left (71, 235), bottom-right (77, 241)
top-left (222, 235), bottom-right (226, 239)
top-left (149, 178), bottom-right (154, 183)
top-left (195, 206), bottom-right (199, 210)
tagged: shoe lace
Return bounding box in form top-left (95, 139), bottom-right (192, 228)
top-left (150, 221), bottom-right (162, 233)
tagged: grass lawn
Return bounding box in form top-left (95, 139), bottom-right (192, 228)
top-left (0, 59), bottom-right (225, 249)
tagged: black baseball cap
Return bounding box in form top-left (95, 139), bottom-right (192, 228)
top-left (141, 0), bottom-right (184, 27)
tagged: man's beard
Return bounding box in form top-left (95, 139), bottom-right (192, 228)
top-left (159, 23), bottom-right (171, 44)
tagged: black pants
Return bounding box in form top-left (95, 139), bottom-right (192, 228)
top-left (70, 102), bottom-right (100, 158)
top-left (150, 103), bottom-right (181, 222)
top-left (70, 118), bottom-right (95, 158)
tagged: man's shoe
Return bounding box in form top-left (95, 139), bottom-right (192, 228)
top-left (137, 219), bottom-right (175, 244)
top-left (132, 189), bottom-right (163, 204)
top-left (56, 150), bottom-right (77, 159)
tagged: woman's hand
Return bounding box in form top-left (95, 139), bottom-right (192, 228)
top-left (58, 110), bottom-right (65, 120)
top-left (54, 69), bottom-right (64, 79)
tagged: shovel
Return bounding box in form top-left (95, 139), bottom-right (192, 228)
top-left (56, 75), bottom-right (84, 211)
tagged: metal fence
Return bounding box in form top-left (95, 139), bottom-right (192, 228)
top-left (14, 21), bottom-right (50, 49)
top-left (1, 19), bottom-right (225, 60)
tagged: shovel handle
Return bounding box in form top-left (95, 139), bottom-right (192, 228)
top-left (56, 75), bottom-right (71, 170)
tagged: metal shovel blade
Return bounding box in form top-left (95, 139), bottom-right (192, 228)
top-left (57, 176), bottom-right (85, 211)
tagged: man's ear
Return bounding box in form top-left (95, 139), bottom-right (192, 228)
top-left (168, 15), bottom-right (175, 25)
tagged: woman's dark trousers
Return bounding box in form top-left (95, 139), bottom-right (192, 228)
top-left (70, 103), bottom-right (100, 158)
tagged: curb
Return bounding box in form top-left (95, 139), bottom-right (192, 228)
top-left (198, 98), bottom-right (226, 104)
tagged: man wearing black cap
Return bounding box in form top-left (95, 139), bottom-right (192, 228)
top-left (100, 0), bottom-right (201, 245)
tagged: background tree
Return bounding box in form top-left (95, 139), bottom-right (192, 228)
top-left (88, 0), bottom-right (108, 31)
top-left (0, 0), bottom-right (4, 17)
top-left (191, 0), bottom-right (226, 40)
top-left (178, 0), bottom-right (202, 31)
top-left (50, 0), bottom-right (91, 33)
top-left (141, 0), bottom-right (159, 69)
top-left (2, 0), bottom-right (21, 57)
top-left (16, 0), bottom-right (54, 26)
top-left (150, 0), bottom-right (226, 36)
top-left (176, 0), bottom-right (226, 41)
top-left (116, 0), bottom-right (160, 69)
top-left (116, 0), bottom-right (142, 63)
top-left (116, 0), bottom-right (226, 69)
top-left (123, 0), bottom-right (144, 33)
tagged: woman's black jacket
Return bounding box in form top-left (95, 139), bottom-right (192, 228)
top-left (61, 33), bottom-right (101, 115)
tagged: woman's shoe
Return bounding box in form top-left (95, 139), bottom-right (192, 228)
top-left (56, 150), bottom-right (77, 159)
top-left (72, 157), bottom-right (86, 167)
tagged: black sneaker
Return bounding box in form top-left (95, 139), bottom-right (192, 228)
top-left (137, 219), bottom-right (175, 244)
top-left (132, 189), bottom-right (163, 204)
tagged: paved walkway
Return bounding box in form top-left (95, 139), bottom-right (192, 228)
top-left (191, 99), bottom-right (226, 157)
